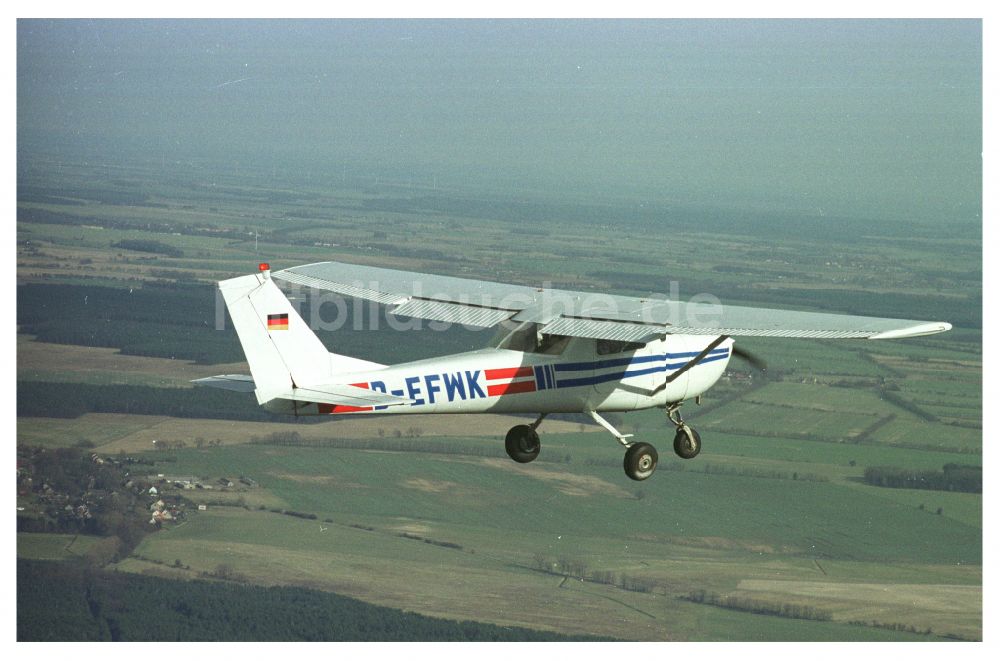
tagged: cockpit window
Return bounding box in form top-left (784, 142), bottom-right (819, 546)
top-left (596, 339), bottom-right (644, 355)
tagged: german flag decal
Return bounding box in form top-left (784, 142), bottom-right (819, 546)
top-left (267, 313), bottom-right (289, 331)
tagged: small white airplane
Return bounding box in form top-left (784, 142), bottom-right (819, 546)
top-left (196, 261), bottom-right (952, 481)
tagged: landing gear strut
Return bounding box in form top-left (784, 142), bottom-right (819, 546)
top-left (667, 403), bottom-right (701, 459)
top-left (587, 410), bottom-right (659, 481)
top-left (580, 405), bottom-right (704, 480)
top-left (505, 414), bottom-right (545, 463)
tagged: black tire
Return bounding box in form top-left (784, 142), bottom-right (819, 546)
top-left (623, 442), bottom-right (658, 481)
top-left (673, 425), bottom-right (701, 459)
top-left (505, 424), bottom-right (540, 463)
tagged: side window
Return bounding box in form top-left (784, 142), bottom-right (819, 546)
top-left (596, 339), bottom-right (644, 355)
top-left (537, 334), bottom-right (570, 355)
top-left (493, 321), bottom-right (570, 355)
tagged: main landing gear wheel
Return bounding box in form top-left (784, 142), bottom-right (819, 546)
top-left (623, 442), bottom-right (658, 481)
top-left (505, 424), bottom-right (541, 463)
top-left (673, 425), bottom-right (701, 459)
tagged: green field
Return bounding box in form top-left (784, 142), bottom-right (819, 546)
top-left (150, 441), bottom-right (981, 566)
top-left (17, 533), bottom-right (105, 561)
top-left (109, 437), bottom-right (979, 640)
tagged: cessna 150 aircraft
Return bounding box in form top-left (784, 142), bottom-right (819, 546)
top-left (196, 261), bottom-right (952, 481)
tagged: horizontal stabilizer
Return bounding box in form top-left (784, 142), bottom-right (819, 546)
top-left (286, 383), bottom-right (412, 408)
top-left (192, 374), bottom-right (257, 392)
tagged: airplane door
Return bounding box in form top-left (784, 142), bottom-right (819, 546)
top-left (591, 339), bottom-right (643, 410)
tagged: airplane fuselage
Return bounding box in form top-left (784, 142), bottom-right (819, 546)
top-left (267, 335), bottom-right (733, 416)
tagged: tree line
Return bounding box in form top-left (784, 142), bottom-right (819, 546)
top-left (878, 388), bottom-right (939, 423)
top-left (682, 589), bottom-right (832, 622)
top-left (529, 554), bottom-right (660, 595)
top-left (862, 463), bottom-right (981, 493)
top-left (111, 239), bottom-right (184, 258)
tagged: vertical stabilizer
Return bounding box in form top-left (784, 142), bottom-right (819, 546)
top-left (218, 269), bottom-right (381, 404)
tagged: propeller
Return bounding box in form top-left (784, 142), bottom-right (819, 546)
top-left (732, 345), bottom-right (768, 374)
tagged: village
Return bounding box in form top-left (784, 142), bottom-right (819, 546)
top-left (144, 471), bottom-right (259, 525)
top-left (16, 445), bottom-right (258, 537)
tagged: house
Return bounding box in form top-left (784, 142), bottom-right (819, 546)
top-left (151, 509), bottom-right (174, 523)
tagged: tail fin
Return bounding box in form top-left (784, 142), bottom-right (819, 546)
top-left (218, 269), bottom-right (382, 404)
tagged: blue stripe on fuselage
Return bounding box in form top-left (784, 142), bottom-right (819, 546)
top-left (555, 348), bottom-right (730, 373)
top-left (534, 364), bottom-right (547, 390)
top-left (553, 351), bottom-right (730, 388)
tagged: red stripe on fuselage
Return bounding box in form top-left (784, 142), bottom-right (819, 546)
top-left (485, 366), bottom-right (534, 380)
top-left (487, 380), bottom-right (536, 397)
top-left (318, 383), bottom-right (372, 414)
top-left (318, 403), bottom-right (373, 414)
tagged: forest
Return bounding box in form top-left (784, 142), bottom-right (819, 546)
top-left (17, 282), bottom-right (491, 366)
top-left (18, 381), bottom-right (276, 422)
top-left (862, 464), bottom-right (982, 493)
top-left (17, 559), bottom-right (606, 641)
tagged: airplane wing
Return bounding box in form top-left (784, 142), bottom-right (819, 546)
top-left (273, 261), bottom-right (951, 341)
top-left (193, 374), bottom-right (412, 408)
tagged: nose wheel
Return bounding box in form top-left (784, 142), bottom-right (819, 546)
top-left (668, 404), bottom-right (701, 459)
top-left (673, 425), bottom-right (701, 459)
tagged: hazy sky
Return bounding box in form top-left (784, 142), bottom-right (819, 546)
top-left (17, 19), bottom-right (981, 225)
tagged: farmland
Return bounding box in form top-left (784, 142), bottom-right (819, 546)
top-left (111, 439), bottom-right (979, 641)
top-left (16, 154), bottom-right (981, 641)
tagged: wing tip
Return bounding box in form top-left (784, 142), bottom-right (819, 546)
top-left (869, 322), bottom-right (952, 340)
